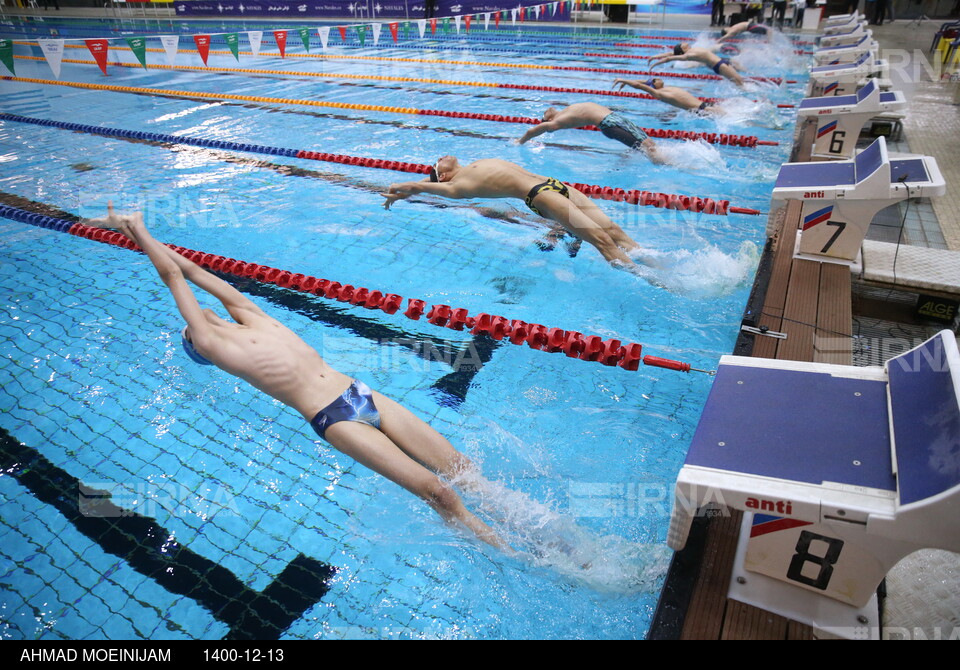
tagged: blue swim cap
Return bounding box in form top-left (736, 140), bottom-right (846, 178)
top-left (181, 327), bottom-right (214, 366)
top-left (645, 78), bottom-right (657, 87)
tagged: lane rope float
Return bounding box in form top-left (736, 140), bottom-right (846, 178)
top-left (0, 112), bottom-right (762, 215)
top-left (0, 202), bottom-right (715, 375)
top-left (0, 77), bottom-right (775, 148)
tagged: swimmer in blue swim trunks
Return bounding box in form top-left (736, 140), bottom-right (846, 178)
top-left (649, 43), bottom-right (745, 88)
top-left (84, 205), bottom-right (506, 550)
top-left (384, 155), bottom-right (660, 268)
top-left (516, 102), bottom-right (665, 163)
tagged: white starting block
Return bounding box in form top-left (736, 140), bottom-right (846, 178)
top-left (797, 80), bottom-right (906, 159)
top-left (822, 18), bottom-right (866, 37)
top-left (814, 36), bottom-right (876, 65)
top-left (667, 330), bottom-right (960, 639)
top-left (810, 52), bottom-right (889, 97)
top-left (820, 24), bottom-right (869, 48)
top-left (822, 11), bottom-right (864, 28)
top-left (772, 136), bottom-right (945, 264)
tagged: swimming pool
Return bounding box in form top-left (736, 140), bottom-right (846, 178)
top-left (0, 16), bottom-right (808, 640)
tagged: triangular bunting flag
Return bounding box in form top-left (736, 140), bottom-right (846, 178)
top-left (273, 30), bottom-right (287, 58)
top-left (37, 39), bottom-right (64, 79)
top-left (484, 12), bottom-right (490, 30)
top-left (372, 23), bottom-right (381, 46)
top-left (552, 1), bottom-right (557, 15)
top-left (357, 25), bottom-right (366, 47)
top-left (430, 18), bottom-right (437, 34)
top-left (338, 26), bottom-right (347, 42)
top-left (511, 8), bottom-right (517, 25)
top-left (442, 17), bottom-right (451, 34)
top-left (224, 33), bottom-right (240, 61)
top-left (125, 37), bottom-right (147, 69)
top-left (248, 30), bottom-right (263, 57)
top-left (297, 27), bottom-right (310, 53)
top-left (159, 35), bottom-right (179, 66)
top-left (193, 35), bottom-right (211, 66)
top-left (417, 19), bottom-right (426, 39)
top-left (535, 5), bottom-right (541, 19)
top-left (317, 26), bottom-right (330, 50)
top-left (465, 15), bottom-right (471, 32)
top-left (389, 22), bottom-right (398, 43)
top-left (0, 39), bottom-right (15, 75)
top-left (454, 16), bottom-right (461, 33)
top-left (85, 39), bottom-right (108, 75)
top-left (495, 11), bottom-right (501, 28)
top-left (402, 21), bottom-right (411, 39)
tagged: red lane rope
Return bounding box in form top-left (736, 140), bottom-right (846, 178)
top-left (64, 222), bottom-right (707, 374)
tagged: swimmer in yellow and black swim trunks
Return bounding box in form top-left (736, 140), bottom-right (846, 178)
top-left (516, 102), bottom-right (665, 164)
top-left (382, 156), bottom-right (658, 268)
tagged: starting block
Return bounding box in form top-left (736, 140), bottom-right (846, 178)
top-left (810, 52), bottom-right (889, 99)
top-left (667, 330), bottom-right (960, 639)
top-left (822, 12), bottom-right (864, 29)
top-left (772, 136), bottom-right (945, 263)
top-left (820, 23), bottom-right (869, 48)
top-left (814, 35), bottom-right (876, 65)
top-left (797, 80), bottom-right (906, 158)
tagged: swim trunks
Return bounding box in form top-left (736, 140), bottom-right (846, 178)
top-left (597, 112), bottom-right (650, 149)
top-left (712, 57), bottom-right (732, 75)
top-left (524, 177), bottom-right (569, 217)
top-left (310, 380), bottom-right (382, 439)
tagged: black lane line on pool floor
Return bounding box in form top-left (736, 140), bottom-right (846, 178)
top-left (0, 425), bottom-right (337, 640)
top-left (0, 189), bottom-right (503, 408)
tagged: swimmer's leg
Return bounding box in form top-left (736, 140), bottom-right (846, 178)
top-left (718, 63), bottom-right (745, 87)
top-left (532, 190), bottom-right (633, 265)
top-left (324, 412), bottom-right (505, 549)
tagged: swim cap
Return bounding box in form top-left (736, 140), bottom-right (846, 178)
top-left (429, 160), bottom-right (440, 182)
top-left (181, 327), bottom-right (214, 366)
top-left (644, 78), bottom-right (657, 87)
top-left (673, 44), bottom-right (684, 56)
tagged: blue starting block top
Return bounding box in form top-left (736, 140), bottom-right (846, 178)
top-left (776, 162), bottom-right (856, 188)
top-left (811, 52), bottom-right (873, 74)
top-left (798, 79), bottom-right (879, 110)
top-left (685, 364), bottom-right (895, 492)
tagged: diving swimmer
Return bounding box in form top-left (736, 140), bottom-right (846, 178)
top-left (612, 77), bottom-right (725, 116)
top-left (382, 156), bottom-right (657, 268)
top-left (517, 102), bottom-right (666, 163)
top-left (648, 43), bottom-right (745, 88)
top-left (84, 204), bottom-right (507, 550)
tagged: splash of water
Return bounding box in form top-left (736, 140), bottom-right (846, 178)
top-left (654, 138), bottom-right (727, 173)
top-left (452, 469), bottom-right (672, 594)
top-left (630, 240), bottom-right (761, 297)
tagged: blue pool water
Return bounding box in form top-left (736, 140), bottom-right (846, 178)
top-left (0, 17), bottom-right (807, 639)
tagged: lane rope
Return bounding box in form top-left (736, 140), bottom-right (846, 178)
top-left (0, 201), bottom-right (714, 375)
top-left (0, 112), bottom-right (762, 215)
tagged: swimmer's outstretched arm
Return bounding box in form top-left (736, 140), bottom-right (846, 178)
top-left (84, 205), bottom-right (215, 342)
top-left (649, 54), bottom-right (684, 68)
top-left (612, 78), bottom-right (658, 95)
top-left (382, 180), bottom-right (465, 209)
top-left (517, 120), bottom-right (562, 144)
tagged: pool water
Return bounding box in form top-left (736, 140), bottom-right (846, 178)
top-left (0, 17), bottom-right (807, 639)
